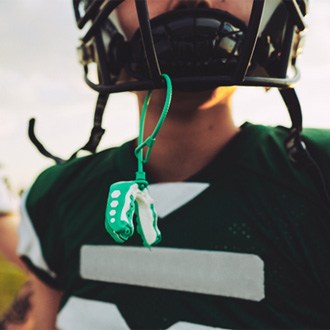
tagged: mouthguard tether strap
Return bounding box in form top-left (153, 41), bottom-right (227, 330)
top-left (105, 74), bottom-right (172, 247)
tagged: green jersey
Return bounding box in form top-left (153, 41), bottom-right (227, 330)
top-left (18, 123), bottom-right (330, 329)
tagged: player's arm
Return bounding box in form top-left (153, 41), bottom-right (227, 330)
top-left (17, 167), bottom-right (66, 328)
top-left (0, 212), bottom-right (27, 270)
top-left (30, 273), bottom-right (63, 330)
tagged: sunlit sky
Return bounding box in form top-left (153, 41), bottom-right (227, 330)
top-left (1, 0), bottom-right (330, 191)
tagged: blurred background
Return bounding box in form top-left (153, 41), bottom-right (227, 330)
top-left (0, 0), bottom-right (329, 326)
top-left (0, 0), bottom-right (329, 193)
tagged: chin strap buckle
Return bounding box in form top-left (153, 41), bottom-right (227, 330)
top-left (285, 129), bottom-right (330, 204)
top-left (285, 129), bottom-right (310, 169)
top-left (77, 41), bottom-right (96, 66)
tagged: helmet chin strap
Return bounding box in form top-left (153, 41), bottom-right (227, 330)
top-left (28, 118), bottom-right (65, 164)
top-left (280, 88), bottom-right (330, 204)
top-left (28, 93), bottom-right (108, 164)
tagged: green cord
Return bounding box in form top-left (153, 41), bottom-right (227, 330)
top-left (135, 74), bottom-right (172, 183)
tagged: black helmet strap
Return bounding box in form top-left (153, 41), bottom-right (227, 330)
top-left (28, 93), bottom-right (108, 164)
top-left (280, 88), bottom-right (330, 204)
top-left (69, 93), bottom-right (108, 159)
top-left (28, 118), bottom-right (65, 164)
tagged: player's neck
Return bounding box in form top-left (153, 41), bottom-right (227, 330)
top-left (136, 91), bottom-right (239, 182)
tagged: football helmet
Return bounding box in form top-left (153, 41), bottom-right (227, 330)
top-left (31, 0), bottom-right (308, 158)
top-left (70, 0), bottom-right (309, 161)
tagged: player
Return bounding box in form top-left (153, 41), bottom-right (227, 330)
top-left (18, 0), bottom-right (330, 329)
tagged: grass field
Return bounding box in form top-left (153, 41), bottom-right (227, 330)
top-left (0, 254), bottom-right (27, 318)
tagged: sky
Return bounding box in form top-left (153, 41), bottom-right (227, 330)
top-left (1, 0), bottom-right (330, 191)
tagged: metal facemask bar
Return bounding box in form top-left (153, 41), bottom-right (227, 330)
top-left (80, 0), bottom-right (260, 92)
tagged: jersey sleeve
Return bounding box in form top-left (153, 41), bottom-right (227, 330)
top-left (18, 164), bottom-right (67, 289)
top-left (17, 146), bottom-right (121, 289)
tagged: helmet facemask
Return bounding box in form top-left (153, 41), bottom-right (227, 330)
top-left (74, 0), bottom-right (308, 93)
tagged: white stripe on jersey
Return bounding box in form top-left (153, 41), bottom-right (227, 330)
top-left (81, 246), bottom-right (265, 301)
top-left (149, 182), bottom-right (210, 217)
top-left (167, 322), bottom-right (228, 329)
top-left (57, 296), bottom-right (229, 330)
top-left (17, 190), bottom-right (56, 277)
top-left (56, 296), bottom-right (129, 330)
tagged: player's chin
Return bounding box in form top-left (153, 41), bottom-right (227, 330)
top-left (172, 86), bottom-right (237, 110)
